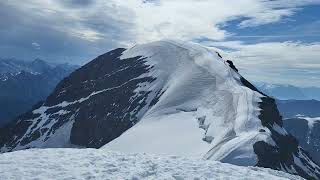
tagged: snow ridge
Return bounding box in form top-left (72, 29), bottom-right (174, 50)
top-left (103, 40), bottom-right (273, 165)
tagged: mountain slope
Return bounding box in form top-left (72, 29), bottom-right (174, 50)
top-left (303, 87), bottom-right (320, 101)
top-left (284, 117), bottom-right (320, 165)
top-left (0, 59), bottom-right (78, 126)
top-left (0, 48), bottom-right (154, 150)
top-left (0, 40), bottom-right (319, 179)
top-left (273, 99), bottom-right (320, 169)
top-left (0, 148), bottom-right (303, 180)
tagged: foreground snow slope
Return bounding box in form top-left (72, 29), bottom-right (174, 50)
top-left (0, 148), bottom-right (303, 180)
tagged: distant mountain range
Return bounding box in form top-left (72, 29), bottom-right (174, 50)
top-left (255, 82), bottom-right (320, 101)
top-left (276, 99), bottom-right (320, 118)
top-left (0, 58), bottom-right (78, 126)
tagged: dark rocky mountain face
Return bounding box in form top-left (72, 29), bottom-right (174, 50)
top-left (254, 86), bottom-right (320, 174)
top-left (0, 48), bottom-right (156, 150)
top-left (48, 48), bottom-right (156, 148)
top-left (0, 59), bottom-right (78, 126)
top-left (240, 77), bottom-right (320, 180)
top-left (0, 44), bottom-right (319, 179)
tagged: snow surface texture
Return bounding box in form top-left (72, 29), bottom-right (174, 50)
top-left (0, 148), bottom-right (303, 180)
top-left (103, 40), bottom-right (273, 165)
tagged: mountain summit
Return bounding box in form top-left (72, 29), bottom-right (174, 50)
top-left (0, 40), bottom-right (319, 179)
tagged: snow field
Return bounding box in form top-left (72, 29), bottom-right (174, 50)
top-left (0, 148), bottom-right (303, 180)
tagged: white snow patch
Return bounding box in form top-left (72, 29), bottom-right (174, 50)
top-left (0, 148), bottom-right (303, 180)
top-left (13, 114), bottom-right (77, 151)
top-left (297, 116), bottom-right (320, 130)
top-left (295, 116), bottom-right (320, 144)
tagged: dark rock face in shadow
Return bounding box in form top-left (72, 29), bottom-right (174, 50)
top-left (0, 48), bottom-right (158, 150)
top-left (240, 75), bottom-right (320, 180)
top-left (226, 60), bottom-right (238, 72)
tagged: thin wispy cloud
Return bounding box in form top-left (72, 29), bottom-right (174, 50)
top-left (232, 35), bottom-right (320, 38)
top-left (113, 0), bottom-right (320, 42)
top-left (31, 42), bottom-right (41, 50)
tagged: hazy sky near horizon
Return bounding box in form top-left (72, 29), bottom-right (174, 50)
top-left (0, 0), bottom-right (320, 87)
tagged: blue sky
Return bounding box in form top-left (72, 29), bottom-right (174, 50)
top-left (0, 0), bottom-right (320, 87)
top-left (223, 5), bottom-right (320, 43)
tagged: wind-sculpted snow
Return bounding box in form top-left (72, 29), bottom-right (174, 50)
top-left (0, 40), bottom-right (319, 179)
top-left (0, 148), bottom-right (303, 180)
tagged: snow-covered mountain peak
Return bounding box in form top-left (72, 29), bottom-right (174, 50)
top-left (121, 40), bottom-right (229, 78)
top-left (120, 40), bottom-right (243, 113)
top-left (103, 40), bottom-right (269, 162)
top-left (1, 40), bottom-right (319, 179)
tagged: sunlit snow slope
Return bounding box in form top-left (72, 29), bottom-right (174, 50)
top-left (0, 148), bottom-right (303, 180)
